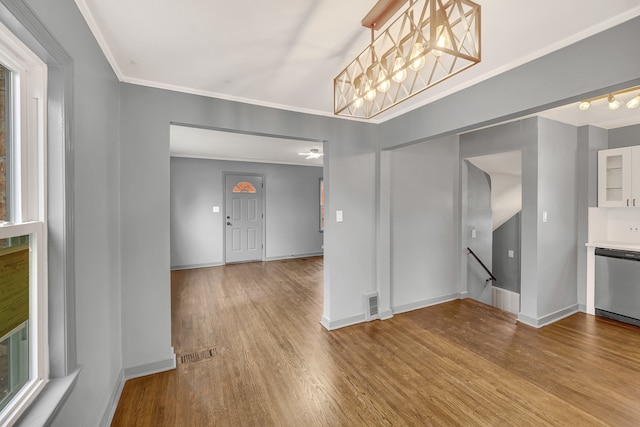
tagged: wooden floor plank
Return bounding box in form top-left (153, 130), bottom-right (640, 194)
top-left (112, 257), bottom-right (640, 426)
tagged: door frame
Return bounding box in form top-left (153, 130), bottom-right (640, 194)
top-left (223, 172), bottom-right (266, 264)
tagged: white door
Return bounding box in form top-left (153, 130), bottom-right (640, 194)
top-left (225, 174), bottom-right (264, 264)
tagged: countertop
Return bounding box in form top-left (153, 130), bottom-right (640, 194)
top-left (586, 241), bottom-right (640, 251)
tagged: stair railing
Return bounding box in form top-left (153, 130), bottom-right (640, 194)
top-left (466, 247), bottom-right (497, 283)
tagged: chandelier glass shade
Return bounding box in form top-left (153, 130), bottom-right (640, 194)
top-left (334, 0), bottom-right (481, 119)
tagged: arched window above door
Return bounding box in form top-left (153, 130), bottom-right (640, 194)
top-left (232, 182), bottom-right (257, 193)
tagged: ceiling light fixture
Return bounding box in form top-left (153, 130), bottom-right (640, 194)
top-left (627, 94), bottom-right (640, 109)
top-left (298, 148), bottom-right (323, 160)
top-left (608, 94), bottom-right (620, 111)
top-left (334, 0), bottom-right (481, 119)
top-left (578, 101), bottom-right (591, 111)
top-left (577, 86), bottom-right (640, 112)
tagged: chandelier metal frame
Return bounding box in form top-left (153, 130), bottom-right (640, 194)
top-left (334, 0), bottom-right (481, 119)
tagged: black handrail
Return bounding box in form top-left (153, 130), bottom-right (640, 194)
top-left (467, 247), bottom-right (497, 283)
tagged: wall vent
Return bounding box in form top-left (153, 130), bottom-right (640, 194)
top-left (364, 291), bottom-right (379, 321)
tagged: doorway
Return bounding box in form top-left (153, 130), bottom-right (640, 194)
top-left (464, 151), bottom-right (522, 314)
top-left (224, 173), bottom-right (264, 264)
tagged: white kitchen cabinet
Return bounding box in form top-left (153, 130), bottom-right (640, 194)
top-left (598, 146), bottom-right (640, 207)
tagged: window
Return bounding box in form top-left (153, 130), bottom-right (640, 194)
top-left (0, 20), bottom-right (48, 426)
top-left (233, 181), bottom-right (257, 193)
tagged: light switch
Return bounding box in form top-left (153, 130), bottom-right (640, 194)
top-left (508, 250), bottom-right (514, 258)
top-left (212, 206), bottom-right (220, 213)
top-left (542, 211), bottom-right (548, 223)
top-left (336, 210), bottom-right (343, 222)
top-left (471, 228), bottom-right (477, 238)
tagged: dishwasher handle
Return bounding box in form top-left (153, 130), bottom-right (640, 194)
top-left (595, 247), bottom-right (640, 261)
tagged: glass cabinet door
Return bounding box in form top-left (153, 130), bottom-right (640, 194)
top-left (598, 148), bottom-right (632, 207)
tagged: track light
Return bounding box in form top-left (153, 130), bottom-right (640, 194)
top-left (578, 101), bottom-right (591, 111)
top-left (578, 86), bottom-right (640, 112)
top-left (627, 94), bottom-right (640, 109)
top-left (608, 94), bottom-right (620, 110)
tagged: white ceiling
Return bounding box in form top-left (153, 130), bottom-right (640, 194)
top-left (74, 0), bottom-right (640, 164)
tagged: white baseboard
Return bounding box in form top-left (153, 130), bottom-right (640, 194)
top-left (123, 351), bottom-right (176, 380)
top-left (320, 313), bottom-right (366, 331)
top-left (392, 292), bottom-right (462, 315)
top-left (101, 351), bottom-right (176, 427)
top-left (100, 369), bottom-right (125, 427)
top-left (379, 309), bottom-right (393, 320)
top-left (517, 304), bottom-right (580, 328)
top-left (265, 252), bottom-right (323, 261)
top-left (171, 261), bottom-right (224, 271)
top-left (492, 286), bottom-right (520, 314)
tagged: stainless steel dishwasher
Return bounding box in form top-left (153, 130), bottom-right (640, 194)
top-left (595, 247), bottom-right (640, 327)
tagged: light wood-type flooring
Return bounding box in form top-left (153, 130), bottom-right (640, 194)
top-left (112, 257), bottom-right (640, 426)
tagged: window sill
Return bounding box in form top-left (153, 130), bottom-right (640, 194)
top-left (15, 367), bottom-right (81, 427)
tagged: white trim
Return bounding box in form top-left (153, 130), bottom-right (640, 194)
top-left (491, 286), bottom-right (520, 315)
top-left (392, 293), bottom-right (462, 315)
top-left (99, 369), bottom-right (125, 427)
top-left (0, 18), bottom-right (48, 425)
top-left (73, 0), bottom-right (124, 81)
top-left (264, 252), bottom-right (324, 262)
top-left (171, 261), bottom-right (225, 271)
top-left (123, 354), bottom-right (177, 380)
top-left (517, 304), bottom-right (580, 328)
top-left (72, 6), bottom-right (640, 124)
top-left (170, 152), bottom-right (323, 168)
top-left (320, 314), bottom-right (366, 331)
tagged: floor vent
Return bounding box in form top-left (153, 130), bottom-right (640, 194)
top-left (364, 291), bottom-right (379, 321)
top-left (179, 347), bottom-right (218, 364)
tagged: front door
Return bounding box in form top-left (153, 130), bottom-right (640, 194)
top-left (225, 174), bottom-right (264, 264)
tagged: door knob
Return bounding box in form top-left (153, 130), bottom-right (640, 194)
top-left (226, 216), bottom-right (230, 219)
top-left (227, 222), bottom-right (232, 226)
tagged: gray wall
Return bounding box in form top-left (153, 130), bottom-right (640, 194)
top-left (576, 126), bottom-right (608, 310)
top-left (119, 82), bottom-right (379, 360)
top-left (18, 0), bottom-right (124, 425)
top-left (170, 157), bottom-right (323, 268)
top-left (459, 117), bottom-right (580, 325)
top-left (465, 163), bottom-right (493, 304)
top-left (0, 3), bottom-right (637, 424)
top-left (460, 119), bottom-right (538, 319)
top-left (492, 212), bottom-right (522, 294)
top-left (536, 118), bottom-right (579, 319)
top-left (389, 136), bottom-right (460, 313)
top-left (609, 124), bottom-right (640, 148)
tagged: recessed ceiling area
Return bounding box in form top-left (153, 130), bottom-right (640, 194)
top-left (75, 0), bottom-right (640, 122)
top-left (537, 88), bottom-right (640, 129)
top-left (170, 125), bottom-right (324, 167)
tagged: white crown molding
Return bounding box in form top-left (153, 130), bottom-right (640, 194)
top-left (73, 0), bottom-right (124, 80)
top-left (74, 2), bottom-right (640, 125)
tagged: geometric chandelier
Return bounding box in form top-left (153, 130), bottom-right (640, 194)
top-left (334, 0), bottom-right (481, 119)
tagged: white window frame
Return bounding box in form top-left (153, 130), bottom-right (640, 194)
top-left (0, 19), bottom-right (48, 426)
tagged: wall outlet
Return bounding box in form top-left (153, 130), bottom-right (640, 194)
top-left (336, 210), bottom-right (343, 222)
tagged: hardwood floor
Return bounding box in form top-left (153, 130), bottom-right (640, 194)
top-left (111, 257), bottom-right (640, 426)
